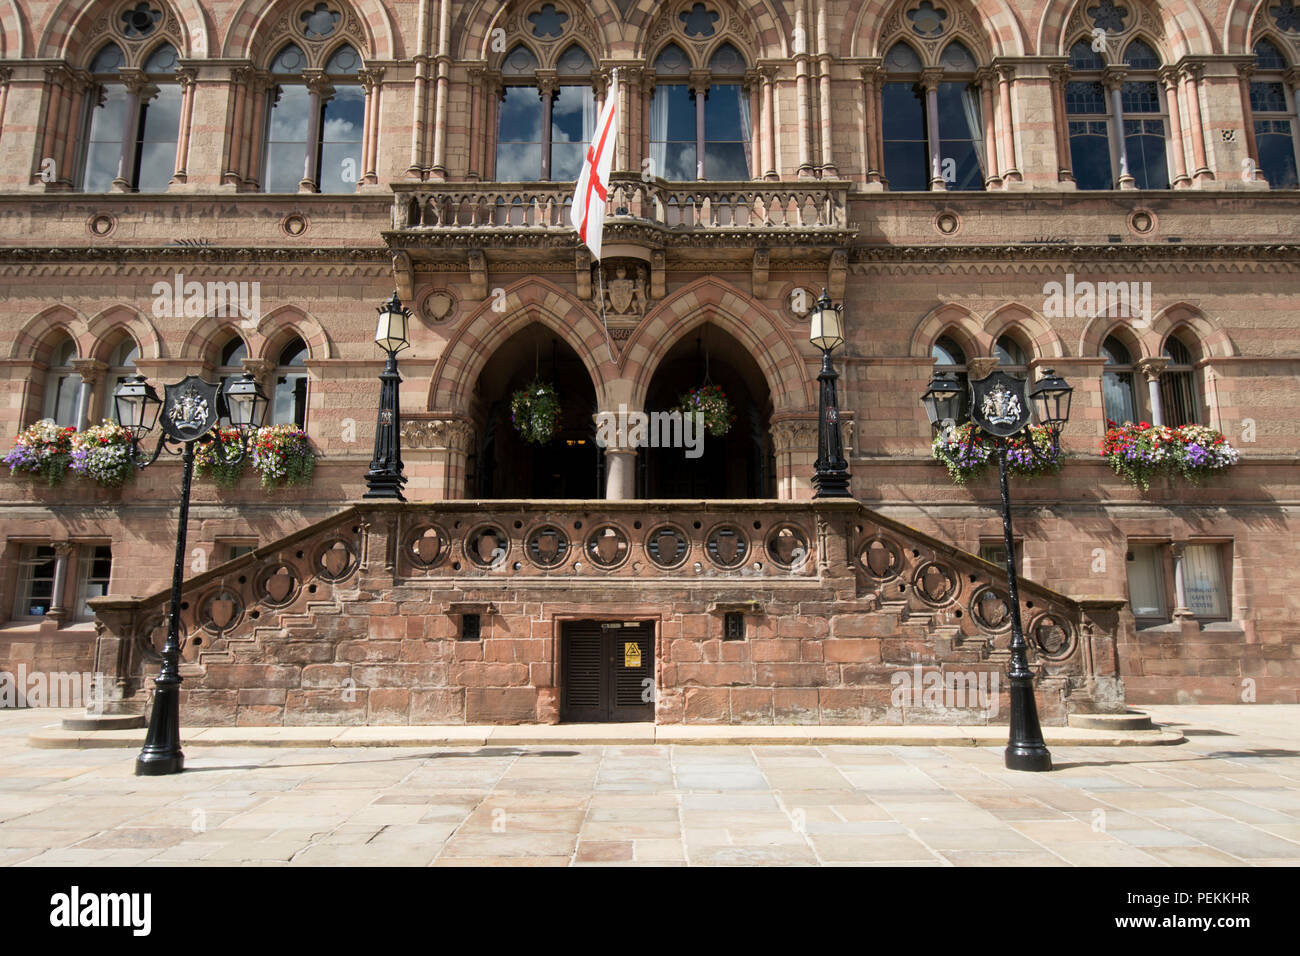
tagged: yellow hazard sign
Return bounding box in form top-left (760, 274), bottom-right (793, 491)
top-left (623, 641), bottom-right (642, 668)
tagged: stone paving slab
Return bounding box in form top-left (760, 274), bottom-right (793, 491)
top-left (0, 705), bottom-right (1296, 867)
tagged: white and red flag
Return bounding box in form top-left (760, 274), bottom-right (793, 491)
top-left (570, 71), bottom-right (618, 260)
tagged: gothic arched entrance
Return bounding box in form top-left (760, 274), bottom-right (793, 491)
top-left (641, 324), bottom-right (774, 498)
top-left (469, 323), bottom-right (599, 498)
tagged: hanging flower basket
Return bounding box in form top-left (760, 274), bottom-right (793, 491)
top-left (3, 419), bottom-right (77, 486)
top-left (931, 422), bottom-right (1062, 485)
top-left (70, 420), bottom-right (135, 488)
top-left (675, 384), bottom-right (735, 437)
top-left (252, 424), bottom-right (315, 489)
top-left (510, 381), bottom-right (561, 445)
top-left (194, 426), bottom-right (248, 488)
top-left (1101, 421), bottom-right (1239, 491)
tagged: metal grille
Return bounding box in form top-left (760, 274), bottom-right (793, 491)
top-left (615, 632), bottom-right (652, 707)
top-left (460, 613), bottom-right (481, 641)
top-left (564, 625), bottom-right (602, 709)
top-left (723, 611), bottom-right (745, 641)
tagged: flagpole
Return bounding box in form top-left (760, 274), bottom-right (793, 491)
top-left (596, 66), bottom-right (619, 365)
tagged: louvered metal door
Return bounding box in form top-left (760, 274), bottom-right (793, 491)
top-left (561, 621), bottom-right (655, 722)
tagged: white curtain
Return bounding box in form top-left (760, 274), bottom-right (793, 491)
top-left (1126, 546), bottom-right (1165, 618)
top-left (1182, 545), bottom-right (1227, 617)
top-left (961, 83), bottom-right (985, 178)
top-left (650, 87), bottom-right (670, 179)
top-left (582, 85), bottom-right (596, 144)
top-left (738, 85), bottom-right (753, 177)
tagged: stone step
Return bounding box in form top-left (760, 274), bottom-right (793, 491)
top-left (60, 712), bottom-right (146, 731)
top-left (1067, 711), bottom-right (1155, 731)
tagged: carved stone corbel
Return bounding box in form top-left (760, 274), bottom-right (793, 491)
top-left (467, 250), bottom-right (488, 300)
top-left (752, 248), bottom-right (770, 298)
top-left (392, 250), bottom-right (413, 300)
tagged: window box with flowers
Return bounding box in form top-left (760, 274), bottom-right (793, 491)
top-left (4, 419), bottom-right (77, 486)
top-left (70, 420), bottom-right (135, 488)
top-left (931, 422), bottom-right (1063, 485)
top-left (1101, 421), bottom-right (1240, 491)
top-left (194, 425), bottom-right (316, 490)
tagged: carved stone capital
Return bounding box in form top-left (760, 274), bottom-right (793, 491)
top-left (770, 418), bottom-right (819, 454)
top-left (70, 358), bottom-right (107, 386)
top-left (402, 418), bottom-right (475, 452)
top-left (967, 357), bottom-right (999, 380)
top-left (304, 72), bottom-right (335, 99)
top-left (1136, 357), bottom-right (1169, 382)
top-left (1101, 66), bottom-right (1128, 91)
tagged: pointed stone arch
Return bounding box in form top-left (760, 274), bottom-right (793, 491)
top-left (457, 0), bottom-right (615, 62)
top-left (983, 303), bottom-right (1066, 359)
top-left (849, 0), bottom-right (1027, 59)
top-left (1082, 317), bottom-right (1151, 361)
top-left (86, 305), bottom-right (163, 362)
top-left (255, 306), bottom-right (333, 362)
top-left (909, 302), bottom-right (987, 359)
top-left (429, 278), bottom-right (613, 413)
top-left (629, 0), bottom-right (788, 60)
top-left (1148, 303), bottom-right (1238, 360)
top-left (0, 0), bottom-right (26, 58)
top-left (222, 0), bottom-right (395, 60)
top-left (1039, 0), bottom-right (1217, 58)
top-left (8, 305), bottom-right (89, 361)
top-left (38, 0), bottom-right (211, 60)
top-left (622, 277), bottom-right (814, 414)
top-left (179, 316), bottom-right (250, 365)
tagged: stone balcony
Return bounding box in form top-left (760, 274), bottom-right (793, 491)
top-left (89, 499), bottom-right (1125, 727)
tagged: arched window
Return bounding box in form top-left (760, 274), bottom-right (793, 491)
top-left (1249, 38), bottom-right (1299, 188)
top-left (106, 338), bottom-right (140, 422)
top-left (43, 337), bottom-right (82, 427)
top-left (1102, 335), bottom-right (1137, 424)
top-left (495, 43), bottom-right (595, 181)
top-left (1064, 37), bottom-right (1170, 189)
top-left (215, 336), bottom-right (248, 425)
top-left (649, 42), bottom-right (751, 180)
top-left (1160, 332), bottom-right (1201, 427)
top-left (81, 41), bottom-right (182, 192)
top-left (263, 43), bottom-right (365, 193)
top-left (932, 334), bottom-right (969, 418)
top-left (994, 334), bottom-right (1028, 374)
top-left (272, 338), bottom-right (309, 427)
top-left (881, 40), bottom-right (986, 191)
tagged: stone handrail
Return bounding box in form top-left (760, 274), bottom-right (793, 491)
top-left (391, 176), bottom-right (851, 231)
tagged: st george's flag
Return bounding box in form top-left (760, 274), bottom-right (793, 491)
top-left (570, 72), bottom-right (619, 261)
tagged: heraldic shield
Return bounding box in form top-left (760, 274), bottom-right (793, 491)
top-left (969, 370), bottom-right (1031, 439)
top-left (160, 376), bottom-right (220, 443)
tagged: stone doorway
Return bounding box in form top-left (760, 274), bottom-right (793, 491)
top-left (560, 620), bottom-right (655, 722)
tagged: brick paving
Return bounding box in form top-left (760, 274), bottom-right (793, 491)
top-left (0, 706), bottom-right (1297, 867)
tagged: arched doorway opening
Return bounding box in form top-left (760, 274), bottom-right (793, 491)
top-left (469, 323), bottom-right (599, 498)
top-left (642, 324), bottom-right (774, 498)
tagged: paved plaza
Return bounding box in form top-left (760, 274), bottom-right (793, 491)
top-left (0, 706), bottom-right (1297, 867)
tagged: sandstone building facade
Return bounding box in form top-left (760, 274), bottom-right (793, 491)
top-left (0, 0), bottom-right (1298, 724)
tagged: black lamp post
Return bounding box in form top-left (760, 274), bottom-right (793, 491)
top-left (921, 365), bottom-right (1073, 772)
top-left (363, 291), bottom-right (411, 500)
top-left (115, 371), bottom-right (268, 776)
top-left (810, 289), bottom-right (851, 498)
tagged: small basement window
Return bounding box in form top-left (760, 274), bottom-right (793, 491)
top-left (723, 611), bottom-right (745, 641)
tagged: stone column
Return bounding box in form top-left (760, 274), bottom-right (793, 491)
top-left (771, 418), bottom-right (819, 500)
top-left (1137, 357), bottom-right (1168, 426)
top-left (1171, 542), bottom-right (1193, 621)
top-left (409, 54), bottom-right (430, 177)
top-left (243, 72), bottom-right (271, 189)
top-left (299, 73), bottom-right (334, 193)
top-left (921, 69), bottom-right (944, 190)
top-left (167, 68), bottom-right (197, 186)
top-left (70, 359), bottom-right (106, 429)
top-left (44, 542), bottom-right (72, 629)
top-left (817, 55), bottom-right (835, 177)
top-left (976, 68), bottom-right (1002, 188)
top-left (859, 65), bottom-right (883, 188)
top-left (761, 65), bottom-right (778, 180)
top-left (744, 69), bottom-right (762, 179)
top-left (430, 53), bottom-right (452, 180)
top-left (1160, 67), bottom-right (1192, 188)
top-left (996, 65), bottom-right (1022, 184)
top-left (1048, 64), bottom-right (1073, 183)
top-left (537, 73), bottom-right (557, 180)
top-left (402, 418), bottom-right (475, 499)
top-left (56, 72), bottom-right (91, 189)
top-left (794, 10), bottom-right (815, 178)
top-left (1180, 64), bottom-right (1213, 184)
top-left (1104, 68), bottom-right (1134, 188)
top-left (224, 67), bottom-right (251, 186)
top-left (87, 598), bottom-right (143, 714)
top-left (113, 72), bottom-right (159, 192)
top-left (689, 70), bottom-right (710, 180)
top-left (1237, 63), bottom-right (1261, 183)
top-left (39, 67), bottom-right (71, 188)
top-left (358, 68), bottom-right (385, 185)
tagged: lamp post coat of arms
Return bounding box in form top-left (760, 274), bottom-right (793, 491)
top-left (969, 369), bottom-right (1031, 439)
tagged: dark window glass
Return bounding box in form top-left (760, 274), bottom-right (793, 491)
top-left (265, 85), bottom-right (311, 191)
top-left (654, 43), bottom-right (691, 76)
top-left (496, 86), bottom-right (544, 180)
top-left (704, 83), bottom-right (749, 179)
top-left (1065, 80), bottom-right (1107, 114)
top-left (1120, 80), bottom-right (1162, 113)
top-left (1124, 118), bottom-right (1168, 189)
top-left (273, 339), bottom-right (309, 427)
top-left (937, 81), bottom-right (984, 190)
top-left (551, 84), bottom-right (593, 181)
top-left (1251, 81), bottom-right (1289, 113)
top-left (932, 336), bottom-right (969, 418)
top-left (1102, 336), bottom-right (1136, 424)
top-left (271, 44), bottom-right (306, 74)
top-left (318, 85), bottom-right (364, 193)
top-left (324, 44), bottom-right (361, 74)
top-left (1069, 39), bottom-right (1104, 71)
top-left (650, 85), bottom-right (697, 180)
top-left (556, 44), bottom-right (592, 75)
top-left (1256, 118), bottom-right (1300, 187)
top-left (1069, 119), bottom-right (1113, 189)
top-left (134, 85), bottom-right (182, 192)
top-left (1255, 38), bottom-right (1289, 71)
top-left (18, 546), bottom-right (57, 618)
top-left (1123, 39), bottom-right (1161, 69)
top-left (883, 82), bottom-right (928, 190)
top-left (90, 42), bottom-right (124, 73)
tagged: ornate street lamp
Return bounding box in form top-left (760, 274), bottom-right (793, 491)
top-left (810, 289), bottom-right (851, 498)
top-left (921, 365), bottom-right (1073, 772)
top-left (363, 291), bottom-right (411, 500)
top-left (115, 371), bottom-right (268, 775)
